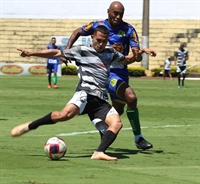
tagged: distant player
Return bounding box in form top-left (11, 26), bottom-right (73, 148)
top-left (174, 43), bottom-right (189, 88)
top-left (163, 57), bottom-right (173, 80)
top-left (46, 37), bottom-right (60, 89)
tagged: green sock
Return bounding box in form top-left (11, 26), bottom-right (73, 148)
top-left (126, 109), bottom-right (141, 135)
top-left (48, 74), bottom-right (51, 85)
top-left (53, 75), bottom-right (57, 85)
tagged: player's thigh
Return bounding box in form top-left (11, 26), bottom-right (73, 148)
top-left (53, 64), bottom-right (58, 73)
top-left (104, 113), bottom-right (122, 133)
top-left (47, 64), bottom-right (53, 73)
top-left (108, 73), bottom-right (128, 101)
top-left (112, 100), bottom-right (126, 115)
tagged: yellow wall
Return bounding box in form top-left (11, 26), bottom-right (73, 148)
top-left (0, 18), bottom-right (199, 69)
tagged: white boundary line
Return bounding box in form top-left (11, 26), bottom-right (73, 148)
top-left (181, 78), bottom-right (200, 80)
top-left (57, 124), bottom-right (200, 136)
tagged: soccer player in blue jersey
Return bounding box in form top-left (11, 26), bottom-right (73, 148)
top-left (64, 1), bottom-right (153, 150)
top-left (46, 37), bottom-right (60, 89)
top-left (11, 25), bottom-right (156, 161)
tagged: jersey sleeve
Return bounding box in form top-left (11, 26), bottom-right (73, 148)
top-left (61, 46), bottom-right (81, 62)
top-left (128, 25), bottom-right (140, 49)
top-left (81, 21), bottom-right (99, 36)
top-left (112, 48), bottom-right (125, 63)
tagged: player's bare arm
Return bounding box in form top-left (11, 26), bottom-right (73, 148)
top-left (132, 46), bottom-right (142, 62)
top-left (60, 27), bottom-right (83, 64)
top-left (119, 54), bottom-right (135, 65)
top-left (184, 52), bottom-right (189, 62)
top-left (139, 48), bottom-right (157, 57)
top-left (17, 48), bottom-right (62, 58)
top-left (65, 28), bottom-right (83, 49)
top-left (120, 48), bottom-right (156, 65)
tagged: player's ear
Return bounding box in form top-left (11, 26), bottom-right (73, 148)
top-left (91, 35), bottom-right (94, 39)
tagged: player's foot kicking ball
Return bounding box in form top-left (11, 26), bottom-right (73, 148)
top-left (11, 122), bottom-right (31, 137)
top-left (91, 151), bottom-right (118, 161)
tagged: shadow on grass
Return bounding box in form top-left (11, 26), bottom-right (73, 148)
top-left (25, 148), bottom-right (166, 160)
top-left (105, 148), bottom-right (163, 158)
top-left (25, 154), bottom-right (70, 161)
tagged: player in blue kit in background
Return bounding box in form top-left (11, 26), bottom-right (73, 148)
top-left (64, 1), bottom-right (153, 150)
top-left (46, 37), bottom-right (60, 89)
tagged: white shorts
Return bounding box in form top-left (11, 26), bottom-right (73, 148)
top-left (176, 66), bottom-right (187, 74)
top-left (67, 91), bottom-right (118, 133)
top-left (67, 91), bottom-right (88, 114)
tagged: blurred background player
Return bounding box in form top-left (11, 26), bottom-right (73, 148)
top-left (174, 43), bottom-right (189, 88)
top-left (63, 1), bottom-right (153, 150)
top-left (163, 57), bottom-right (173, 80)
top-left (46, 37), bottom-right (60, 89)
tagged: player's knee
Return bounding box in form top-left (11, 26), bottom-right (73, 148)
top-left (112, 120), bottom-right (123, 133)
top-left (126, 93), bottom-right (137, 105)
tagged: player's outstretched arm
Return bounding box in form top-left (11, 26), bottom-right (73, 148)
top-left (120, 54), bottom-right (135, 65)
top-left (120, 48), bottom-right (156, 65)
top-left (17, 48), bottom-right (62, 58)
top-left (139, 48), bottom-right (157, 57)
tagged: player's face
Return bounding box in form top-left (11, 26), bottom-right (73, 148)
top-left (107, 8), bottom-right (124, 27)
top-left (91, 31), bottom-right (108, 53)
top-left (51, 38), bottom-right (56, 45)
top-left (180, 44), bottom-right (184, 50)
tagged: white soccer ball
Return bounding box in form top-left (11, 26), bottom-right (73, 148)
top-left (44, 137), bottom-right (67, 160)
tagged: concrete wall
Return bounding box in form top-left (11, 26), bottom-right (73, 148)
top-left (0, 18), bottom-right (199, 69)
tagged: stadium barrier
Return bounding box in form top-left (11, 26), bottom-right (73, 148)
top-left (0, 63), bottom-right (61, 76)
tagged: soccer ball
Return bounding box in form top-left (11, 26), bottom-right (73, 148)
top-left (44, 137), bottom-right (67, 160)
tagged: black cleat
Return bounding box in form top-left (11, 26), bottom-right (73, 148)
top-left (135, 137), bottom-right (153, 150)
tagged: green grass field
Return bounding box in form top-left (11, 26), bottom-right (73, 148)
top-left (0, 75), bottom-right (199, 184)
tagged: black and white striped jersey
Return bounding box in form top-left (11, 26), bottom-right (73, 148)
top-left (61, 45), bottom-right (125, 101)
top-left (176, 49), bottom-right (188, 66)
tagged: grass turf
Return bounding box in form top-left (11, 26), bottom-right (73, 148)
top-left (0, 75), bottom-right (199, 184)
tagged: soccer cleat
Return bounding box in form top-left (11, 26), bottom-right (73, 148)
top-left (48, 84), bottom-right (52, 89)
top-left (178, 86), bottom-right (181, 88)
top-left (135, 137), bottom-right (153, 150)
top-left (11, 122), bottom-right (31, 137)
top-left (53, 84), bottom-right (58, 89)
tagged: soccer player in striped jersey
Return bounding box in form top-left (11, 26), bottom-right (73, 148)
top-left (46, 37), bottom-right (60, 89)
top-left (175, 43), bottom-right (189, 88)
top-left (11, 25), bottom-right (156, 161)
top-left (64, 1), bottom-right (153, 150)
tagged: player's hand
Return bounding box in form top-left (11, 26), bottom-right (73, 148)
top-left (140, 48), bottom-right (157, 57)
top-left (17, 48), bottom-right (30, 57)
top-left (60, 56), bottom-right (69, 66)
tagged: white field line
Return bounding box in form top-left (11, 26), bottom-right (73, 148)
top-left (57, 124), bottom-right (200, 137)
top-left (181, 77), bottom-right (200, 80)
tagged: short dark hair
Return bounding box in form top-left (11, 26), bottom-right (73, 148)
top-left (52, 37), bottom-right (56, 40)
top-left (94, 25), bottom-right (109, 35)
